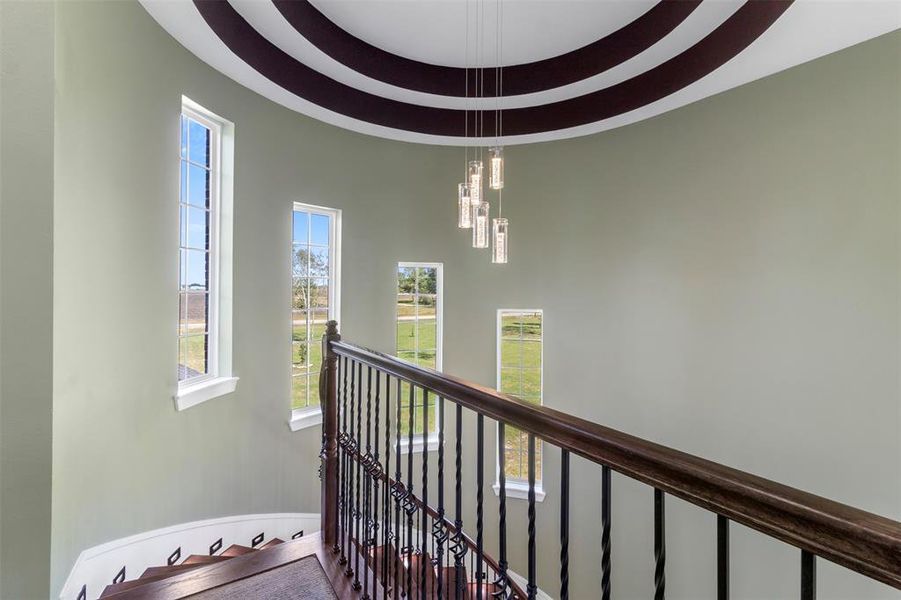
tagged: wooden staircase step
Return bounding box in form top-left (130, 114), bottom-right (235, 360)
top-left (468, 581), bottom-right (499, 599)
top-left (182, 554), bottom-right (232, 565)
top-left (256, 537), bottom-right (285, 550)
top-left (100, 567), bottom-right (201, 598)
top-left (406, 551), bottom-right (438, 598)
top-left (220, 544), bottom-right (256, 557)
top-left (102, 555), bottom-right (236, 597)
top-left (140, 563), bottom-right (208, 579)
top-left (370, 543), bottom-right (400, 585)
top-left (439, 566), bottom-right (471, 600)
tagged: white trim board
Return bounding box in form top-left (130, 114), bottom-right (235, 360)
top-left (60, 512), bottom-right (320, 600)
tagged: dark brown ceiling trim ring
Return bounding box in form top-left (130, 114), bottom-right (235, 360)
top-left (194, 0), bottom-right (793, 138)
top-left (271, 0), bottom-right (702, 97)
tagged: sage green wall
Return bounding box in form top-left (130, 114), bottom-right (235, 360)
top-left (0, 2), bottom-right (55, 598)
top-left (51, 2), bottom-right (899, 599)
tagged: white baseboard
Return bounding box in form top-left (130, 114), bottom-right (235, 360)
top-left (60, 512), bottom-right (320, 600)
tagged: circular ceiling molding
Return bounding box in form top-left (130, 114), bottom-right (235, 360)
top-left (141, 0), bottom-right (898, 145)
top-left (272, 0), bottom-right (702, 97)
top-left (193, 0), bottom-right (792, 137)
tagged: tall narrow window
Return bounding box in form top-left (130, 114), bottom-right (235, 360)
top-left (396, 263), bottom-right (443, 444)
top-left (496, 310), bottom-right (544, 499)
top-left (292, 204), bottom-right (341, 418)
top-left (176, 98), bottom-right (235, 410)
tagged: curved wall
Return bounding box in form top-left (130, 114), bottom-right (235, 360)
top-left (53, 2), bottom-right (899, 598)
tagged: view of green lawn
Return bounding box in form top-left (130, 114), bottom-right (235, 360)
top-left (179, 333), bottom-right (207, 375)
top-left (499, 312), bottom-right (543, 481)
top-left (291, 316), bottom-right (328, 409)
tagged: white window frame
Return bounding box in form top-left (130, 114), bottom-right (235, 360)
top-left (395, 262), bottom-right (443, 453)
top-left (175, 97), bottom-right (237, 410)
top-left (289, 203), bottom-right (342, 431)
top-left (493, 309), bottom-right (545, 501)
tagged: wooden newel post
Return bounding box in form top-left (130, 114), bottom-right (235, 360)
top-left (321, 320), bottom-right (340, 547)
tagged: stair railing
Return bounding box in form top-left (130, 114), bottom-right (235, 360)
top-left (319, 321), bottom-right (901, 599)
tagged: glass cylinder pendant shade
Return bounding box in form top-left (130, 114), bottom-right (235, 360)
top-left (468, 160), bottom-right (483, 207)
top-left (489, 146), bottom-right (504, 190)
top-left (491, 217), bottom-right (508, 263)
top-left (457, 183), bottom-right (472, 228)
top-left (472, 201), bottom-right (489, 248)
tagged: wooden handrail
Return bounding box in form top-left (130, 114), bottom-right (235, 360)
top-left (331, 339), bottom-right (901, 589)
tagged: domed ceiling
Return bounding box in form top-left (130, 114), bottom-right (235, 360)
top-left (140, 0), bottom-right (899, 145)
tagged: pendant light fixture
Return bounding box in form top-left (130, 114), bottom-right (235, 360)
top-left (489, 146), bottom-right (504, 190)
top-left (457, 183), bottom-right (472, 228)
top-left (455, 0), bottom-right (507, 262)
top-left (473, 199), bottom-right (490, 248)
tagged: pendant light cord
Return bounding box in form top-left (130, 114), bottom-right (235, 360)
top-left (464, 0), bottom-right (469, 174)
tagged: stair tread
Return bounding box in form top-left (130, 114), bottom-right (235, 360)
top-left (100, 568), bottom-right (198, 598)
top-left (140, 563), bottom-right (208, 579)
top-left (256, 537), bottom-right (285, 550)
top-left (220, 544), bottom-right (256, 557)
top-left (182, 554), bottom-right (232, 565)
top-left (468, 581), bottom-right (499, 599)
top-left (440, 566), bottom-right (471, 600)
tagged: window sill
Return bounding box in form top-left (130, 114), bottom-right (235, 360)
top-left (175, 376), bottom-right (239, 411)
top-left (289, 407), bottom-right (323, 432)
top-left (492, 481), bottom-right (546, 502)
top-left (397, 433), bottom-right (440, 454)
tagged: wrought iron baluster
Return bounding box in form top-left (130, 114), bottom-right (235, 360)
top-left (494, 423), bottom-right (510, 598)
top-left (718, 515), bottom-right (729, 600)
top-left (451, 403), bottom-right (466, 600)
top-left (476, 414), bottom-right (485, 600)
top-left (394, 377), bottom-right (403, 600)
top-left (353, 362), bottom-right (363, 590)
top-left (654, 489), bottom-right (665, 600)
top-left (601, 465), bottom-right (611, 600)
top-left (526, 434), bottom-right (537, 600)
top-left (345, 359), bottom-right (356, 578)
top-left (363, 366), bottom-right (372, 600)
top-left (560, 449), bottom-right (570, 600)
top-left (421, 390), bottom-right (430, 600)
top-left (383, 373), bottom-right (392, 596)
top-left (339, 356), bottom-right (349, 565)
top-left (406, 382), bottom-right (416, 599)
top-left (801, 551), bottom-right (816, 600)
top-left (332, 354), bottom-right (342, 554)
top-left (436, 396), bottom-right (446, 600)
top-left (370, 369), bottom-right (381, 599)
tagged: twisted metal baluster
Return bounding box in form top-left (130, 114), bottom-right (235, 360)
top-left (476, 413), bottom-right (485, 600)
top-left (383, 374), bottom-right (392, 596)
top-left (560, 450), bottom-right (570, 600)
top-left (339, 356), bottom-right (349, 564)
top-left (353, 362), bottom-right (363, 590)
top-left (526, 434), bottom-right (537, 600)
top-left (393, 377), bottom-right (403, 600)
top-left (601, 466), bottom-right (612, 600)
top-left (372, 372), bottom-right (384, 595)
top-left (654, 489), bottom-right (665, 600)
top-left (435, 396), bottom-right (447, 600)
top-left (366, 368), bottom-right (380, 600)
top-left (345, 359), bottom-right (356, 578)
top-left (493, 423), bottom-right (510, 599)
top-left (363, 366), bottom-right (373, 599)
top-left (420, 390), bottom-right (430, 600)
top-left (450, 404), bottom-right (466, 600)
top-left (333, 355), bottom-right (342, 554)
top-left (406, 383), bottom-right (416, 599)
